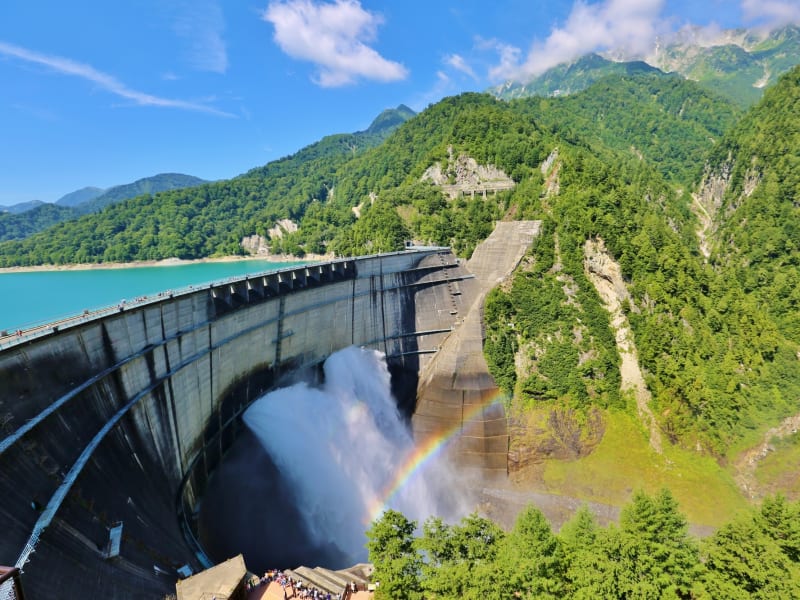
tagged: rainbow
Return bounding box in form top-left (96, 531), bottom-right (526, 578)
top-left (365, 390), bottom-right (506, 524)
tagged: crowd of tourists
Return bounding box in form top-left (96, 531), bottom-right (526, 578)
top-left (244, 567), bottom-right (366, 600)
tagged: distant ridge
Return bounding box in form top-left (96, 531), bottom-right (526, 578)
top-left (365, 104), bottom-right (416, 135)
top-left (0, 200), bottom-right (46, 214)
top-left (55, 186), bottom-right (105, 207)
top-left (492, 53), bottom-right (662, 100)
top-left (75, 173), bottom-right (207, 215)
top-left (492, 24), bottom-right (800, 107)
top-left (0, 173), bottom-right (206, 243)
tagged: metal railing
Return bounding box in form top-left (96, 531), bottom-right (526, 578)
top-left (0, 567), bottom-right (25, 600)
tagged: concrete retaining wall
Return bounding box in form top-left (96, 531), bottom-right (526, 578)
top-left (0, 249), bottom-right (470, 599)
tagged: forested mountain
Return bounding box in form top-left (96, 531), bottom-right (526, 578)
top-left (703, 65), bottom-right (800, 342)
top-left (0, 173), bottom-right (206, 243)
top-left (2, 64), bottom-right (800, 525)
top-left (0, 105), bottom-right (415, 260)
top-left (494, 25), bottom-right (800, 108)
top-left (0, 203), bottom-right (77, 243)
top-left (482, 68), bottom-right (800, 463)
top-left (74, 173), bottom-right (206, 215)
top-left (492, 53), bottom-right (661, 100)
top-left (55, 186), bottom-right (104, 207)
top-left (0, 200), bottom-right (46, 214)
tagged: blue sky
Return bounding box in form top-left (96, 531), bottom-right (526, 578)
top-left (1, 0), bottom-right (797, 206)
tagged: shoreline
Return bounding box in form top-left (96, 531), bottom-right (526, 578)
top-left (0, 252), bottom-right (335, 274)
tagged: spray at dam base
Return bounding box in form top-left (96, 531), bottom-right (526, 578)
top-left (0, 223), bottom-right (541, 597)
top-left (200, 345), bottom-right (477, 571)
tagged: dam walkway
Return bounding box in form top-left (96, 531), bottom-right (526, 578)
top-left (412, 221), bottom-right (541, 476)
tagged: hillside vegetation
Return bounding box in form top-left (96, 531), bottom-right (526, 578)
top-left (494, 25), bottom-right (800, 109)
top-left (2, 68), bottom-right (800, 504)
top-left (367, 492), bottom-right (800, 599)
top-left (0, 173), bottom-right (206, 243)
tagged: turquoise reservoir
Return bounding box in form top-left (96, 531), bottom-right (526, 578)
top-left (0, 259), bottom-right (306, 332)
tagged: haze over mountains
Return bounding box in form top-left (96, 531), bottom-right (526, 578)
top-left (493, 24), bottom-right (800, 107)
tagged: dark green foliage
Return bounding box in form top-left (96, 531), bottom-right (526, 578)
top-left (366, 509), bottom-right (421, 600)
top-left (74, 173), bottom-right (206, 215)
top-left (415, 514), bottom-right (504, 599)
top-left (496, 506), bottom-right (565, 598)
top-left (0, 174), bottom-right (206, 243)
top-left (609, 489), bottom-right (703, 598)
top-left (0, 203), bottom-right (77, 242)
top-left (703, 499), bottom-right (800, 598)
top-left (331, 199), bottom-right (410, 255)
top-left (514, 73), bottom-right (742, 184)
top-left (707, 65), bottom-right (800, 341)
top-left (365, 493), bottom-right (800, 598)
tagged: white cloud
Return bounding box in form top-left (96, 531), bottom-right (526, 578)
top-left (488, 0), bottom-right (666, 82)
top-left (0, 41), bottom-right (234, 117)
top-left (172, 0), bottom-right (228, 74)
top-left (741, 0), bottom-right (800, 28)
top-left (263, 0), bottom-right (408, 87)
top-left (444, 53), bottom-right (477, 80)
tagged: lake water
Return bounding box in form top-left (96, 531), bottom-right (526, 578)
top-left (0, 259), bottom-right (307, 332)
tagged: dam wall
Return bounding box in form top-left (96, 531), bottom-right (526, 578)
top-left (0, 248), bottom-right (475, 599)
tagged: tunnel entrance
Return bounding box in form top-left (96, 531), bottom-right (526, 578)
top-left (194, 352), bottom-right (420, 573)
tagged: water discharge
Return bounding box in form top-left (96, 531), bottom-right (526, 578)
top-left (243, 345), bottom-right (472, 565)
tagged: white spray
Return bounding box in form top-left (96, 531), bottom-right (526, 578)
top-left (243, 346), bottom-right (470, 564)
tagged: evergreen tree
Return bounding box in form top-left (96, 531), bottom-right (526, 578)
top-left (703, 511), bottom-right (800, 599)
top-left (366, 509), bottom-right (422, 599)
top-left (495, 505), bottom-right (565, 599)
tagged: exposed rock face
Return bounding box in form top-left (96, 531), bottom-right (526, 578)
top-left (268, 218), bottom-right (298, 239)
top-left (240, 219), bottom-right (300, 255)
top-left (507, 407), bottom-right (605, 470)
top-left (692, 157), bottom-right (761, 258)
top-left (241, 234), bottom-right (270, 255)
top-left (422, 147), bottom-right (515, 199)
top-left (584, 238), bottom-right (662, 453)
top-left (540, 149), bottom-right (561, 199)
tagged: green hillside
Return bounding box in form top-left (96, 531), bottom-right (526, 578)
top-left (484, 68), bottom-right (800, 460)
top-left (0, 173), bottom-right (207, 243)
top-left (493, 53), bottom-right (661, 99)
top-left (494, 25), bottom-right (800, 109)
top-left (0, 203), bottom-right (77, 242)
top-left (0, 106), bottom-right (414, 263)
top-left (1, 67), bottom-right (799, 512)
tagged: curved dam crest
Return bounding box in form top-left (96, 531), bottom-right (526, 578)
top-left (0, 222), bottom-right (538, 598)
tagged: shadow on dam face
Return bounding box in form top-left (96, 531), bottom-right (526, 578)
top-left (196, 357), bottom-right (419, 572)
top-left (197, 427), bottom-right (349, 570)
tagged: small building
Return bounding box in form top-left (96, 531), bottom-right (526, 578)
top-left (175, 554), bottom-right (247, 600)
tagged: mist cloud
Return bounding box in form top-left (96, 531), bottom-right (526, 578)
top-left (489, 0), bottom-right (666, 82)
top-left (741, 0), bottom-right (800, 28)
top-left (263, 0), bottom-right (408, 87)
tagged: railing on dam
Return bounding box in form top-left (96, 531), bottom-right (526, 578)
top-left (0, 257), bottom-right (358, 351)
top-left (0, 566), bottom-right (26, 600)
top-left (0, 249), bottom-right (451, 351)
top-left (0, 246), bottom-right (470, 597)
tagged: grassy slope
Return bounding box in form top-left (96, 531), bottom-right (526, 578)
top-left (540, 410), bottom-right (749, 526)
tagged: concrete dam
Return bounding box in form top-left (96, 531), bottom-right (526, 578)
top-left (0, 222), bottom-right (538, 599)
